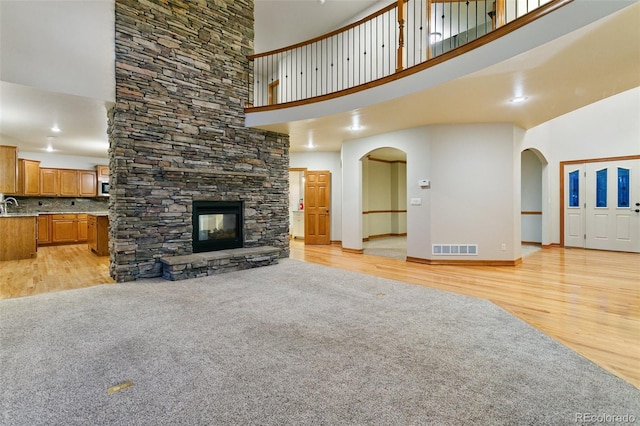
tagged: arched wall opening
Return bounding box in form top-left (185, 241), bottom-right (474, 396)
top-left (521, 147), bottom-right (550, 246)
top-left (361, 147), bottom-right (408, 259)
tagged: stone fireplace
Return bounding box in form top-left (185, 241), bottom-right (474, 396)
top-left (193, 201), bottom-right (244, 253)
top-left (108, 0), bottom-right (289, 282)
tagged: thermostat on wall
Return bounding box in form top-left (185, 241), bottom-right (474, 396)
top-left (418, 179), bottom-right (430, 188)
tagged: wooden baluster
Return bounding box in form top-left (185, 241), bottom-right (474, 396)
top-left (496, 0), bottom-right (506, 27)
top-left (397, 0), bottom-right (405, 72)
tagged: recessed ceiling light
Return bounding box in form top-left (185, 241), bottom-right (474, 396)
top-left (51, 126), bottom-right (61, 132)
top-left (46, 145), bottom-right (54, 152)
top-left (509, 96), bottom-right (528, 104)
top-left (349, 124), bottom-right (363, 131)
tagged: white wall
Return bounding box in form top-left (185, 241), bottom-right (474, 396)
top-left (290, 151), bottom-right (343, 241)
top-left (429, 124), bottom-right (521, 260)
top-left (521, 87), bottom-right (640, 244)
top-left (391, 162), bottom-right (407, 235)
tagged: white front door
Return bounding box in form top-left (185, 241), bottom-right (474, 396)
top-left (565, 160), bottom-right (640, 253)
top-left (564, 164), bottom-right (586, 248)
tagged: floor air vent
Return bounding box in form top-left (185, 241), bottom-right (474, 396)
top-left (432, 244), bottom-right (478, 255)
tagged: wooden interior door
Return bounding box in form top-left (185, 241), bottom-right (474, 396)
top-left (305, 170), bottom-right (331, 245)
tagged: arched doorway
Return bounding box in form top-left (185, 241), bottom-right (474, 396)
top-left (521, 148), bottom-right (547, 255)
top-left (361, 147), bottom-right (407, 259)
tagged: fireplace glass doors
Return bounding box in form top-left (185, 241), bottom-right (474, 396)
top-left (192, 201), bottom-right (244, 252)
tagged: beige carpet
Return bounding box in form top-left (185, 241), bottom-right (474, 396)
top-left (1, 259), bottom-right (638, 425)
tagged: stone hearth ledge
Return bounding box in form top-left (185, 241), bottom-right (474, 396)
top-left (160, 246), bottom-right (281, 281)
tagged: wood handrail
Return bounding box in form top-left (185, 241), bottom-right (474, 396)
top-left (245, 0), bottom-right (573, 114)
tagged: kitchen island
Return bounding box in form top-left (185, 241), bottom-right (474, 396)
top-left (0, 214), bottom-right (38, 261)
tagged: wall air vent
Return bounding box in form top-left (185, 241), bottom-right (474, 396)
top-left (432, 244), bottom-right (478, 256)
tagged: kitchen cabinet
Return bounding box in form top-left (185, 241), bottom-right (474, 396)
top-left (88, 214), bottom-right (109, 256)
top-left (97, 165), bottom-right (109, 179)
top-left (0, 145), bottom-right (18, 194)
top-left (18, 159), bottom-right (41, 195)
top-left (38, 213), bottom-right (87, 245)
top-left (39, 168), bottom-right (97, 197)
top-left (51, 214), bottom-right (79, 243)
top-left (59, 169), bottom-right (79, 196)
top-left (79, 171), bottom-right (97, 197)
top-left (37, 214), bottom-right (52, 244)
top-left (40, 168), bottom-right (59, 196)
top-left (0, 216), bottom-right (37, 260)
top-left (77, 214), bottom-right (88, 242)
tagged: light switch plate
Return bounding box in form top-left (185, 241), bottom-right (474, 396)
top-left (410, 198), bottom-right (422, 206)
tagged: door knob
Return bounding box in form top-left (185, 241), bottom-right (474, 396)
top-left (635, 202), bottom-right (640, 206)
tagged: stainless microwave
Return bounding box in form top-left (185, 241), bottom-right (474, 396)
top-left (98, 180), bottom-right (110, 196)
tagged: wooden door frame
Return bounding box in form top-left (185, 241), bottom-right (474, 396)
top-left (559, 154), bottom-right (640, 247)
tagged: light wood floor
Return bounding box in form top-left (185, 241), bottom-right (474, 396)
top-left (1, 241), bottom-right (638, 389)
top-left (0, 244), bottom-right (113, 299)
top-left (291, 241), bottom-right (640, 389)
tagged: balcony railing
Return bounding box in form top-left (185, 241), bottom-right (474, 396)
top-left (247, 0), bottom-right (565, 110)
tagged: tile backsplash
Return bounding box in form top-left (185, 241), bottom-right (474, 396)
top-left (11, 197), bottom-right (109, 214)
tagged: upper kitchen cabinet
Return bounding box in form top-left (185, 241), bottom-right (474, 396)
top-left (0, 145), bottom-right (18, 194)
top-left (40, 168), bottom-right (59, 196)
top-left (39, 168), bottom-right (98, 197)
top-left (59, 169), bottom-right (79, 196)
top-left (79, 170), bottom-right (97, 197)
top-left (18, 159), bottom-right (41, 195)
top-left (97, 165), bottom-right (109, 179)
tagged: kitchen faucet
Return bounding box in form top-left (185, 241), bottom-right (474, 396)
top-left (0, 197), bottom-right (18, 215)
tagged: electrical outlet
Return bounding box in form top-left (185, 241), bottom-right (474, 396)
top-left (501, 243), bottom-right (506, 251)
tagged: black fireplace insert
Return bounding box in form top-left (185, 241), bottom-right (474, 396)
top-left (192, 201), bottom-right (244, 252)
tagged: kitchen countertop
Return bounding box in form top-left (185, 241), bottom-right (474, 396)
top-left (0, 211), bottom-right (109, 218)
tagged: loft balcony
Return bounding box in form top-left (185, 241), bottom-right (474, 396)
top-left (244, 0), bottom-right (639, 151)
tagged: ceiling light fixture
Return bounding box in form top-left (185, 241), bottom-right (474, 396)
top-left (46, 145), bottom-right (54, 152)
top-left (349, 116), bottom-right (363, 131)
top-left (51, 125), bottom-right (61, 132)
top-left (509, 96), bottom-right (528, 104)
